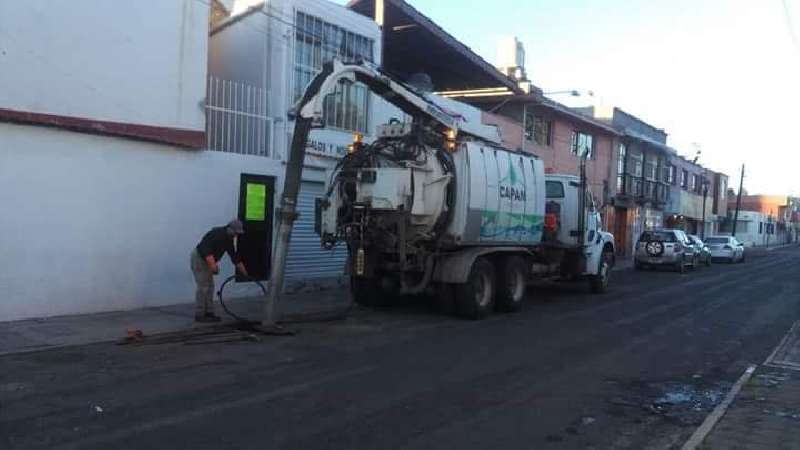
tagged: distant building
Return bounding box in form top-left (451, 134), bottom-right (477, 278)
top-left (722, 194), bottom-right (795, 245)
top-left (578, 106), bottom-right (672, 255)
top-left (663, 155), bottom-right (716, 238)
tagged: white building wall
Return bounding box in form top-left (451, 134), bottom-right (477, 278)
top-left (0, 123), bottom-right (321, 322)
top-left (0, 0), bottom-right (208, 131)
top-left (208, 0), bottom-right (400, 163)
top-left (720, 211), bottom-right (782, 247)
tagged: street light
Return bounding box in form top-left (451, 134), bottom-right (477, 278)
top-left (544, 89), bottom-right (595, 97)
top-left (701, 170), bottom-right (710, 240)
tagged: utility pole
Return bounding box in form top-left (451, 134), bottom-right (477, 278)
top-left (732, 164), bottom-right (745, 237)
top-left (701, 171), bottom-right (709, 240)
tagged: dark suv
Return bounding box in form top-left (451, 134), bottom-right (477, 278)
top-left (634, 229), bottom-right (697, 273)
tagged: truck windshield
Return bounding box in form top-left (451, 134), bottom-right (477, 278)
top-left (640, 231), bottom-right (676, 242)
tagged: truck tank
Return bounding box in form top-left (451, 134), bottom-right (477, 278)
top-left (319, 122), bottom-right (545, 263)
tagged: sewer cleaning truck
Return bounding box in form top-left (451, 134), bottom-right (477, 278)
top-left (266, 60), bottom-right (615, 323)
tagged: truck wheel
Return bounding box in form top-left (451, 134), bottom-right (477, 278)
top-left (456, 257), bottom-right (495, 320)
top-left (496, 256), bottom-right (527, 312)
top-left (590, 252), bottom-right (612, 294)
top-left (351, 276), bottom-right (389, 307)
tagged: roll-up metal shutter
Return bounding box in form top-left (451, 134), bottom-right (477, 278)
top-left (285, 181), bottom-right (348, 279)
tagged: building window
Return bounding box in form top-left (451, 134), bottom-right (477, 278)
top-left (759, 222), bottom-right (763, 234)
top-left (525, 113), bottom-right (553, 146)
top-left (664, 164), bottom-right (675, 184)
top-left (690, 174), bottom-right (698, 192)
top-left (644, 161), bottom-right (656, 181)
top-left (681, 169), bottom-right (689, 189)
top-left (525, 113), bottom-right (552, 146)
top-left (571, 131), bottom-right (594, 158)
top-left (295, 11), bottom-right (374, 133)
top-left (628, 150), bottom-right (643, 177)
top-left (616, 143), bottom-right (627, 193)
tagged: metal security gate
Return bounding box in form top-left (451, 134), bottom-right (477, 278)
top-left (285, 181), bottom-right (348, 280)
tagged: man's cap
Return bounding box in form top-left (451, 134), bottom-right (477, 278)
top-left (227, 219), bottom-right (245, 234)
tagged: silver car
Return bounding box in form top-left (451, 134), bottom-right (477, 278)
top-left (705, 236), bottom-right (745, 263)
top-left (634, 229), bottom-right (697, 273)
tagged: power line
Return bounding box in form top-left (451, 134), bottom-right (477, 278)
top-left (783, 0), bottom-right (800, 56)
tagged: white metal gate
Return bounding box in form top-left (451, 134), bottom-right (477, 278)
top-left (206, 76), bottom-right (275, 157)
top-left (285, 181), bottom-right (348, 280)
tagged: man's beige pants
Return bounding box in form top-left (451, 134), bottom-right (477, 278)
top-left (190, 249), bottom-right (214, 316)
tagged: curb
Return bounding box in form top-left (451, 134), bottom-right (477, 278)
top-left (681, 364), bottom-right (757, 450)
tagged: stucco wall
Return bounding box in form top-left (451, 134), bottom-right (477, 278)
top-left (0, 0), bottom-right (208, 131)
top-left (0, 123), bottom-right (325, 322)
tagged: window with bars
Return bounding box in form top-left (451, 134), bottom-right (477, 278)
top-left (294, 11), bottom-right (374, 133)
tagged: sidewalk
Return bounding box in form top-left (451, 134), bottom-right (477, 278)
top-left (699, 367), bottom-right (800, 449)
top-left (0, 289), bottom-right (352, 356)
top-left (693, 321), bottom-right (800, 449)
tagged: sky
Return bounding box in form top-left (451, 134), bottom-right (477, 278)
top-left (337, 0), bottom-right (800, 195)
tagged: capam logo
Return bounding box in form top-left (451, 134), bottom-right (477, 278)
top-left (499, 158), bottom-right (526, 201)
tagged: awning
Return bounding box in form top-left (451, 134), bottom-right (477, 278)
top-left (347, 0), bottom-right (522, 93)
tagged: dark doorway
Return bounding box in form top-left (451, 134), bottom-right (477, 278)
top-left (237, 174), bottom-right (275, 281)
top-left (614, 207), bottom-right (628, 256)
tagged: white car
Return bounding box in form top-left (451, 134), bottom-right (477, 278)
top-left (705, 236), bottom-right (745, 263)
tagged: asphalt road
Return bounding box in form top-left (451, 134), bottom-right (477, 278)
top-left (2, 246), bottom-right (799, 450)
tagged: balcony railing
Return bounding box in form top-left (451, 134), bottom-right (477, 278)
top-left (618, 175), bottom-right (668, 204)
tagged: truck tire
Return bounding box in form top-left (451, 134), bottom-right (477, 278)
top-left (589, 251), bottom-right (612, 294)
top-left (351, 276), bottom-right (390, 307)
top-left (496, 256), bottom-right (527, 312)
top-left (456, 257), bottom-right (495, 320)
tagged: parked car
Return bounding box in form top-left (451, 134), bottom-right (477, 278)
top-left (688, 235), bottom-right (712, 267)
top-left (634, 229), bottom-right (697, 273)
top-left (705, 236), bottom-right (746, 263)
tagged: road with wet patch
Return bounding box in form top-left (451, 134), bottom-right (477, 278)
top-left (2, 246), bottom-right (799, 449)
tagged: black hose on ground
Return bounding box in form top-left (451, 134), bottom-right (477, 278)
top-left (216, 275), bottom-right (267, 324)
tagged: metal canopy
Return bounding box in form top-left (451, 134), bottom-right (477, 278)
top-left (347, 0), bottom-right (522, 93)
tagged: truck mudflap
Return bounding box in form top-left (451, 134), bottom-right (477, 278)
top-left (432, 247), bottom-right (531, 284)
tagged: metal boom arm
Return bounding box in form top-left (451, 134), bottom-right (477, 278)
top-left (262, 59), bottom-right (461, 328)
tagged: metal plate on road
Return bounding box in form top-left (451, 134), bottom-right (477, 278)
top-left (765, 321), bottom-right (800, 371)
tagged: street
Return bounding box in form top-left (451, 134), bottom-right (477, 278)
top-left (2, 246), bottom-right (799, 450)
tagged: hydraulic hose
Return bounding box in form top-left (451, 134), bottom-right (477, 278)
top-left (217, 275), bottom-right (268, 324)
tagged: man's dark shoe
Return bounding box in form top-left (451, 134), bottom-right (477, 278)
top-left (195, 313), bottom-right (222, 323)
